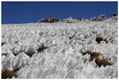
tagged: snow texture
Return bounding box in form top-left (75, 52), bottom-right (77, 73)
top-left (1, 18), bottom-right (118, 79)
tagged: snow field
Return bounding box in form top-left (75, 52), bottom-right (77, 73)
top-left (1, 19), bottom-right (118, 79)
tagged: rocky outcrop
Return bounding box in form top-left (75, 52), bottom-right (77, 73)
top-left (61, 17), bottom-right (81, 23)
top-left (90, 15), bottom-right (107, 22)
top-left (40, 17), bottom-right (58, 23)
top-left (112, 13), bottom-right (118, 20)
top-left (80, 50), bottom-right (113, 67)
top-left (2, 67), bottom-right (18, 79)
top-left (47, 17), bottom-right (58, 23)
top-left (40, 19), bottom-right (48, 23)
top-left (113, 13), bottom-right (117, 16)
top-left (97, 14), bottom-right (106, 21)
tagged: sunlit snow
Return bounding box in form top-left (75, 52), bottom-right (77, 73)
top-left (1, 18), bottom-right (118, 79)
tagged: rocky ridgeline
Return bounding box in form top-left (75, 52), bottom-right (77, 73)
top-left (90, 14), bottom-right (118, 21)
top-left (90, 14), bottom-right (106, 21)
top-left (39, 13), bottom-right (118, 23)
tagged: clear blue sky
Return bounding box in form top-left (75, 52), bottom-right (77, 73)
top-left (2, 2), bottom-right (118, 24)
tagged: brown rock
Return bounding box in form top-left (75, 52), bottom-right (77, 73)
top-left (97, 14), bottom-right (106, 21)
top-left (48, 16), bottom-right (58, 23)
top-left (40, 17), bottom-right (58, 23)
top-left (80, 50), bottom-right (113, 67)
top-left (2, 68), bottom-right (18, 79)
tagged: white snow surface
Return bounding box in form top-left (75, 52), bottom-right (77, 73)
top-left (2, 19), bottom-right (118, 79)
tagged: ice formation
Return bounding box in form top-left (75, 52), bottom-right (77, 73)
top-left (1, 17), bottom-right (118, 79)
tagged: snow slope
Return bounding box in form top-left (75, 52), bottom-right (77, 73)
top-left (1, 18), bottom-right (118, 79)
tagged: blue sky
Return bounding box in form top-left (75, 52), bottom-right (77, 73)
top-left (2, 2), bottom-right (118, 24)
